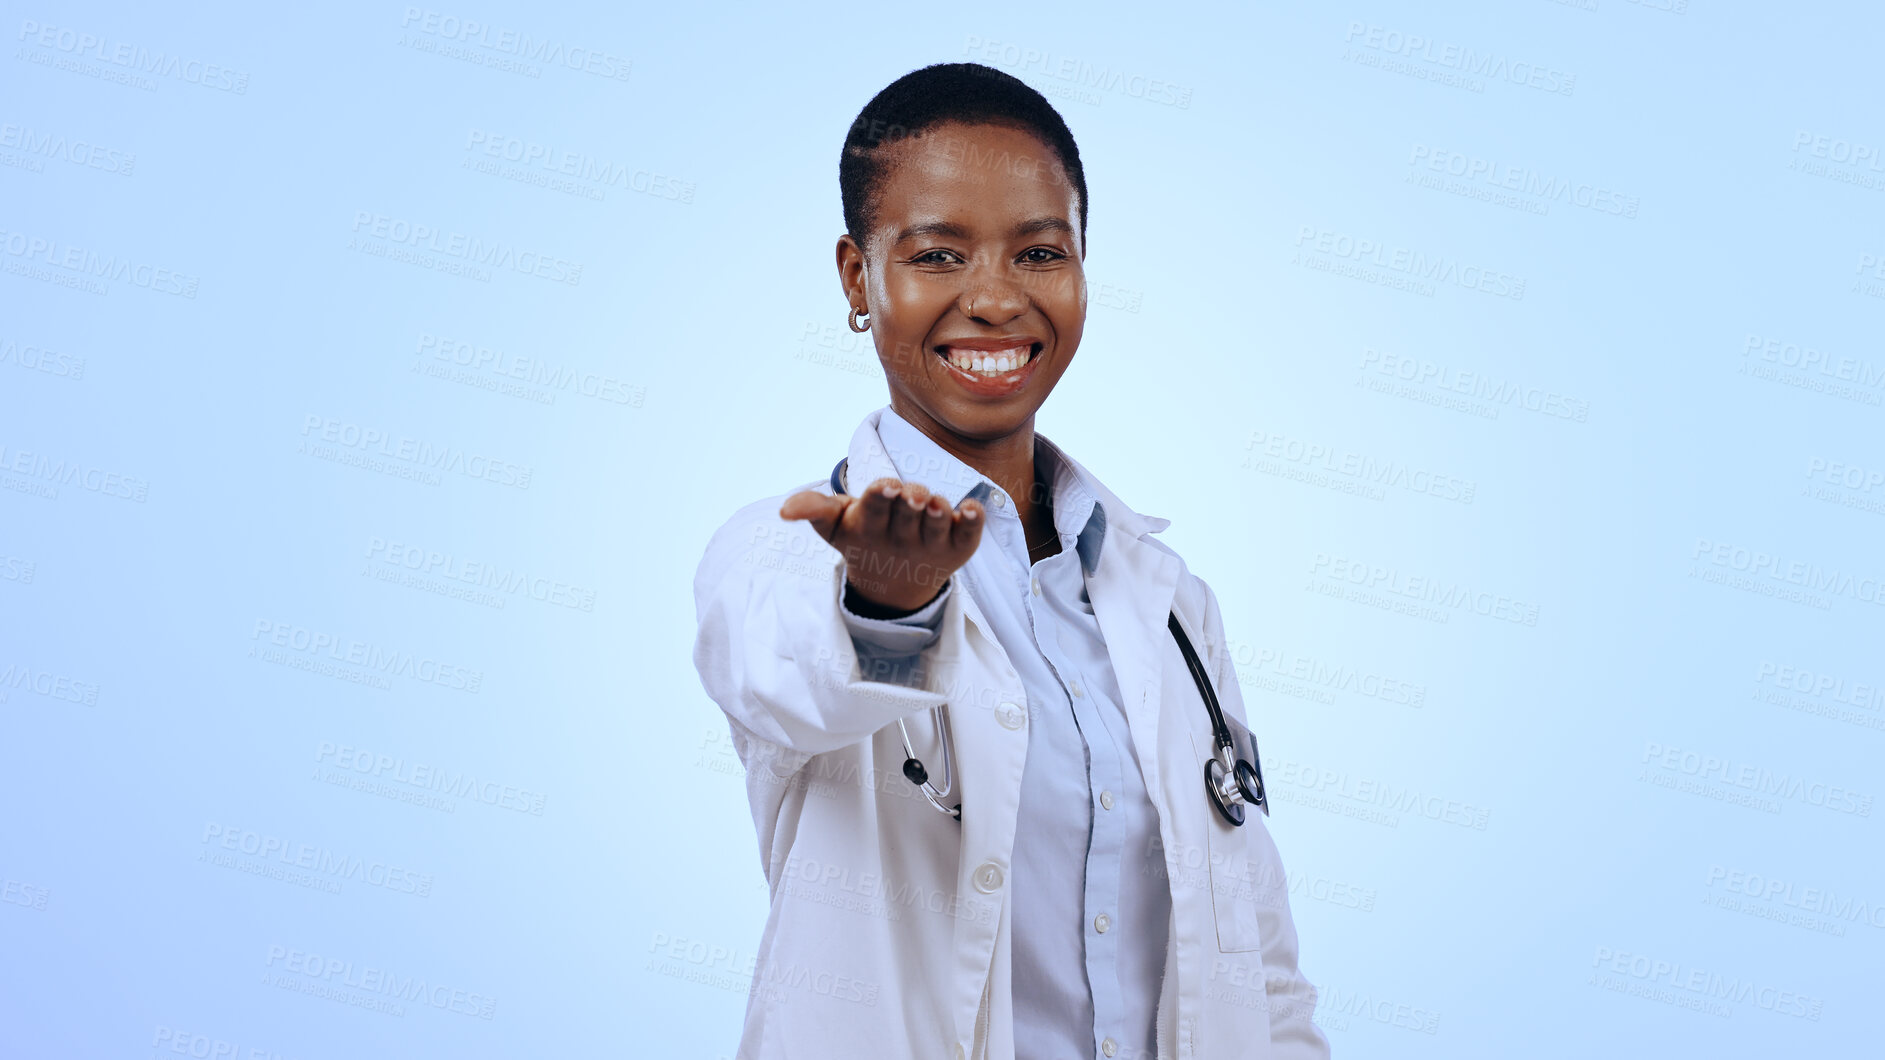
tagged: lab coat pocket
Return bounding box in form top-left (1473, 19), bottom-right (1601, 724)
top-left (1186, 725), bottom-right (1266, 954)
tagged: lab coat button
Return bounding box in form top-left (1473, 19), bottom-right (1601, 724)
top-left (1094, 913), bottom-right (1111, 934)
top-left (1030, 577), bottom-right (1041, 597)
top-left (954, 1045), bottom-right (966, 1060)
top-left (973, 862), bottom-right (1004, 893)
top-left (1100, 790), bottom-right (1115, 810)
top-left (1070, 680), bottom-right (1084, 698)
top-left (1102, 1039), bottom-right (1118, 1057)
top-left (996, 702), bottom-right (1026, 730)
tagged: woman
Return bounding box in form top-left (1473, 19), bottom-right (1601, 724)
top-left (693, 62), bottom-right (1329, 1060)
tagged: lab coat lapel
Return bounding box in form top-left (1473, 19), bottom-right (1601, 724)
top-left (1051, 447), bottom-right (1179, 802)
top-left (1084, 506), bottom-right (1180, 814)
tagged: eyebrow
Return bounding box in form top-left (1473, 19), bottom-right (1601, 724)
top-left (892, 217), bottom-right (1075, 244)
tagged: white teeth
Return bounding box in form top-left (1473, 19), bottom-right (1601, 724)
top-left (946, 345), bottom-right (1032, 377)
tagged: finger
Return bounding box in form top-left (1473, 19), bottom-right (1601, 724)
top-left (919, 492), bottom-right (952, 548)
top-left (888, 482), bottom-right (930, 550)
top-left (779, 490), bottom-right (844, 543)
top-left (846, 478), bottom-right (901, 544)
top-left (950, 498), bottom-right (986, 552)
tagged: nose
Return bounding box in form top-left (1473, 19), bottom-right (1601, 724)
top-left (957, 274), bottom-right (1028, 326)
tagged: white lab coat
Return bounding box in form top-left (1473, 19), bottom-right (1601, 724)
top-left (692, 408), bottom-right (1329, 1060)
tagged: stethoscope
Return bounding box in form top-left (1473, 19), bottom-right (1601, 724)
top-left (830, 457), bottom-right (1268, 827)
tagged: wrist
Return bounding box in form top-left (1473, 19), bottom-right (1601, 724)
top-left (844, 579), bottom-right (942, 619)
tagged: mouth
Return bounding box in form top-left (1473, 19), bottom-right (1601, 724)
top-left (932, 340), bottom-right (1044, 393)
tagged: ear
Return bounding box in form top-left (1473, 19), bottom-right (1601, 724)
top-left (835, 234), bottom-right (868, 314)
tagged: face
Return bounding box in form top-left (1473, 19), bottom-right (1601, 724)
top-left (837, 120), bottom-right (1086, 448)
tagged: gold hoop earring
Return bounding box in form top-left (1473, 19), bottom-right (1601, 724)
top-left (848, 306), bottom-right (871, 333)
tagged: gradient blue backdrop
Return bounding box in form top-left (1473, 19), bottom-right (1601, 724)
top-left (3, 1), bottom-right (1882, 1056)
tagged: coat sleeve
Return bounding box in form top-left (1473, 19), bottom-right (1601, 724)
top-left (691, 492), bottom-right (963, 768)
top-left (1198, 577), bottom-right (1332, 1059)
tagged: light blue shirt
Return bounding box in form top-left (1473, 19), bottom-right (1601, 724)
top-left (839, 407), bottom-right (1168, 1060)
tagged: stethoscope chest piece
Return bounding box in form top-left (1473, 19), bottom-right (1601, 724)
top-left (1235, 759), bottom-right (1266, 813)
top-left (1204, 745), bottom-right (1267, 827)
top-left (1204, 754), bottom-right (1246, 827)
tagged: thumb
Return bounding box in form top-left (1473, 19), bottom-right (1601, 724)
top-left (779, 490), bottom-right (848, 544)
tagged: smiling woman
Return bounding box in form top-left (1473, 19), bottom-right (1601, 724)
top-left (692, 62), bottom-right (1330, 1060)
top-left (836, 74), bottom-right (1087, 442)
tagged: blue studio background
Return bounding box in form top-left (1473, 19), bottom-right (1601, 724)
top-left (3, 1), bottom-right (1882, 1057)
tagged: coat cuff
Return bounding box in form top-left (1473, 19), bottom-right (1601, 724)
top-left (838, 568), bottom-right (951, 682)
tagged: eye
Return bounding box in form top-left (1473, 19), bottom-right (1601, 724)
top-left (1019, 246), bottom-right (1067, 265)
top-left (910, 249), bottom-right (963, 266)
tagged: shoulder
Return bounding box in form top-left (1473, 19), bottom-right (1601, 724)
top-left (1128, 533), bottom-right (1232, 657)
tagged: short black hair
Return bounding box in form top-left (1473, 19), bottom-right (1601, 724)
top-left (840, 62), bottom-right (1088, 252)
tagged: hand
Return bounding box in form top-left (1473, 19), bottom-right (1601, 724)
top-left (780, 478), bottom-right (986, 614)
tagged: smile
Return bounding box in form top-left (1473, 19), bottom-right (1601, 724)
top-left (937, 343), bottom-right (1039, 378)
